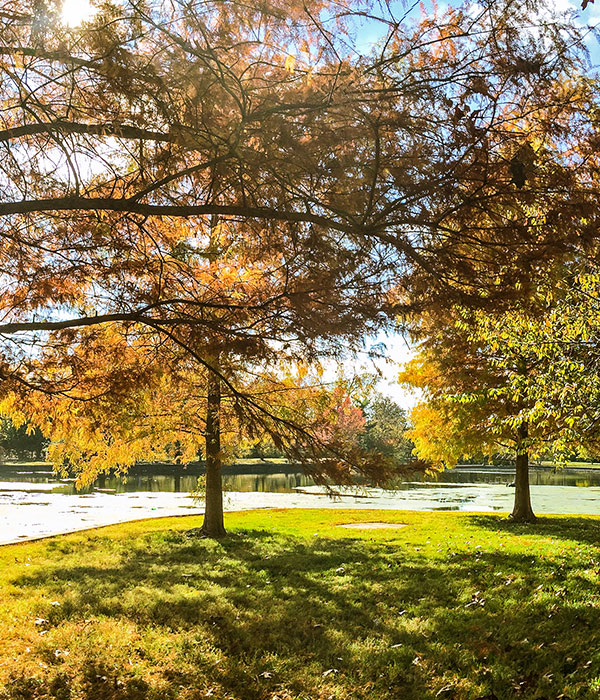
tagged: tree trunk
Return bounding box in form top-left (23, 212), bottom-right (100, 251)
top-left (509, 422), bottom-right (536, 523)
top-left (200, 368), bottom-right (226, 538)
top-left (199, 215), bottom-right (226, 537)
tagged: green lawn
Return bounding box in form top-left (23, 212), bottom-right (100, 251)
top-left (1, 509), bottom-right (600, 699)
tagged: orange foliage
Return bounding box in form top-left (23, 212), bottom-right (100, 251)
top-left (0, 0), bottom-right (598, 490)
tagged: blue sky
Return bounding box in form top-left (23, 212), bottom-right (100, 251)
top-left (353, 0), bottom-right (600, 64)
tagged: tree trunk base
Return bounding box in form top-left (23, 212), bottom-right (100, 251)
top-left (511, 424), bottom-right (536, 524)
top-left (202, 365), bottom-right (226, 540)
top-left (185, 525), bottom-right (227, 539)
top-left (507, 510), bottom-right (537, 524)
top-left (198, 523), bottom-right (227, 539)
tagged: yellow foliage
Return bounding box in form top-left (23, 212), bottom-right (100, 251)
top-left (284, 54), bottom-right (296, 72)
top-left (407, 404), bottom-right (462, 469)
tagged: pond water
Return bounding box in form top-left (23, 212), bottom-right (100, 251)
top-left (2, 462), bottom-right (600, 545)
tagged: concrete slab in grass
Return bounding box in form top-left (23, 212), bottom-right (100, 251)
top-left (337, 522), bottom-right (407, 529)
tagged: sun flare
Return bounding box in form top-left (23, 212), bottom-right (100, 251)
top-left (61, 0), bottom-right (95, 27)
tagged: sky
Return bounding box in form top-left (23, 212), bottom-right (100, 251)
top-left (354, 333), bottom-right (420, 409)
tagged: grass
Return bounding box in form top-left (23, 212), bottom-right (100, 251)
top-left (1, 509), bottom-right (600, 699)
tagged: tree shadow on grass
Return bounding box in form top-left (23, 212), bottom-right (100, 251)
top-left (467, 513), bottom-right (600, 547)
top-left (4, 527), bottom-right (600, 699)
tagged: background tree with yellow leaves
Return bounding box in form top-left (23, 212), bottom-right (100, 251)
top-left (401, 268), bottom-right (600, 522)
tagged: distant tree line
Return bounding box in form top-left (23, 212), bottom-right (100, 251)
top-left (0, 419), bottom-right (48, 461)
top-left (246, 391), bottom-right (415, 467)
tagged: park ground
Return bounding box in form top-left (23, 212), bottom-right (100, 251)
top-left (1, 509), bottom-right (599, 700)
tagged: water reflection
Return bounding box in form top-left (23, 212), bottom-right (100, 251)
top-left (437, 466), bottom-right (600, 488)
top-left (223, 472), bottom-right (315, 493)
top-left (0, 465), bottom-right (317, 495)
top-left (5, 463), bottom-right (600, 494)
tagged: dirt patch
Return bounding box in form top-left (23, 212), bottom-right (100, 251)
top-left (337, 522), bottom-right (407, 529)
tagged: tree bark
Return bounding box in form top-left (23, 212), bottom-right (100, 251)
top-left (200, 368), bottom-right (226, 538)
top-left (509, 421), bottom-right (536, 523)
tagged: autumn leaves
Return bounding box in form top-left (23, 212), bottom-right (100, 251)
top-left (0, 1), bottom-right (598, 530)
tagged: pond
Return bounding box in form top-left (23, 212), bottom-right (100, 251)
top-left (2, 462), bottom-right (600, 545)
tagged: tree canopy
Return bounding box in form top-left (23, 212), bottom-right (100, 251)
top-left (360, 392), bottom-right (414, 465)
top-left (1, 0), bottom-right (597, 350)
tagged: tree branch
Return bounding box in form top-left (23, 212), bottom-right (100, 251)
top-left (0, 121), bottom-right (172, 144)
top-left (0, 198), bottom-right (359, 234)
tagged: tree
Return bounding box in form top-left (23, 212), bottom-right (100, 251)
top-left (1, 323), bottom-right (404, 534)
top-left (0, 417), bottom-right (48, 460)
top-left (360, 393), bottom-right (414, 465)
top-left (401, 314), bottom-right (544, 522)
top-left (0, 0), bottom-right (599, 535)
top-left (400, 271), bottom-right (600, 522)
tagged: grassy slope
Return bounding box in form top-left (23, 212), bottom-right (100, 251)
top-left (1, 509), bottom-right (600, 700)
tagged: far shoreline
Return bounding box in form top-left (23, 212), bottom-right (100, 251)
top-left (3, 459), bottom-right (600, 474)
